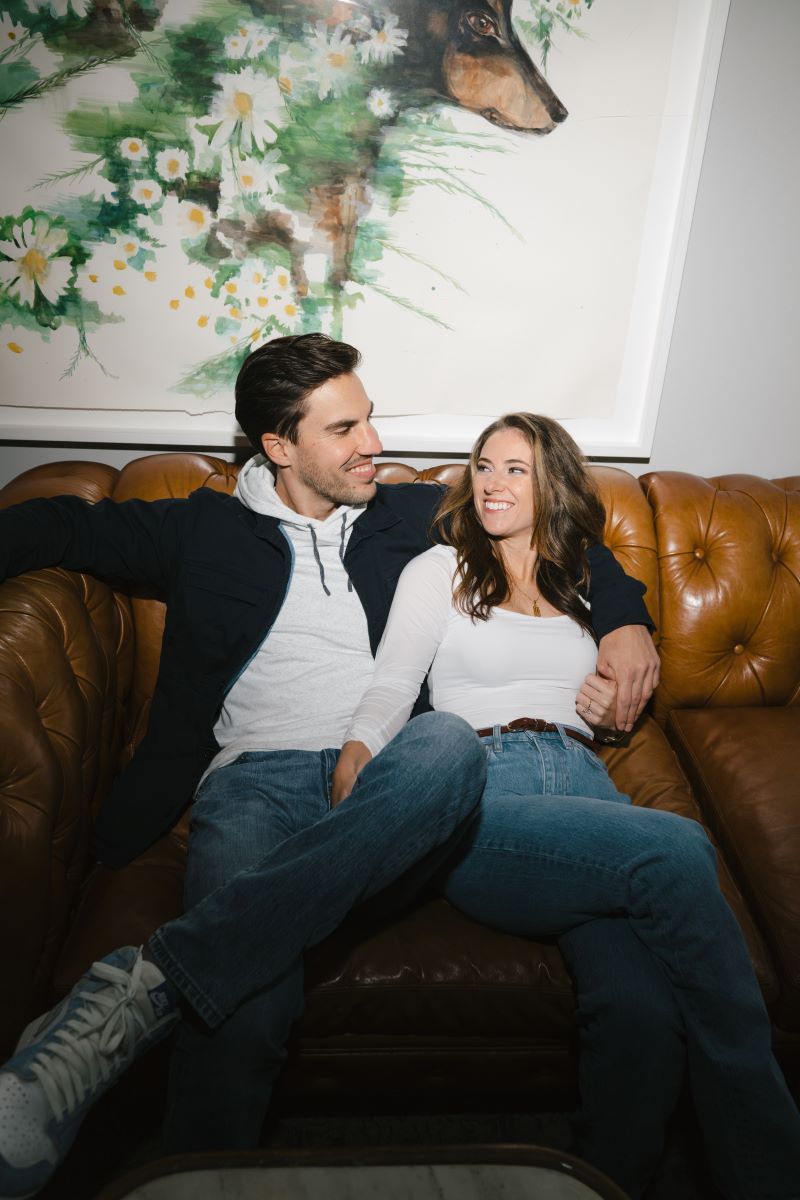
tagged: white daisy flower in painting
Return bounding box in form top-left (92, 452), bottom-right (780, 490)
top-left (358, 14), bottom-right (407, 65)
top-left (224, 27), bottom-right (251, 59)
top-left (155, 147), bottom-right (190, 182)
top-left (236, 259), bottom-right (274, 314)
top-left (308, 23), bottom-right (356, 101)
top-left (367, 87), bottom-right (395, 119)
top-left (131, 178), bottom-right (162, 208)
top-left (269, 263), bottom-right (292, 299)
top-left (0, 216), bottom-right (71, 308)
top-left (274, 295), bottom-right (302, 331)
top-left (243, 320), bottom-right (269, 346)
top-left (119, 136), bottom-right (148, 162)
top-left (220, 153), bottom-right (284, 211)
top-left (248, 24), bottom-right (276, 56)
top-left (209, 68), bottom-right (285, 154)
top-left (277, 47), bottom-right (307, 97)
top-left (251, 149), bottom-right (286, 192)
top-left (236, 155), bottom-right (269, 194)
top-left (177, 200), bottom-right (212, 238)
top-left (1, 13), bottom-right (28, 46)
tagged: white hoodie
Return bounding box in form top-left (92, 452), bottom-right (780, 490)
top-left (201, 456), bottom-right (375, 781)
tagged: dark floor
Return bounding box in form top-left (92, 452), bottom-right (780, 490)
top-left (36, 1058), bottom-right (722, 1200)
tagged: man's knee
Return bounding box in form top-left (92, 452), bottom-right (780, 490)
top-left (408, 711), bottom-right (485, 774)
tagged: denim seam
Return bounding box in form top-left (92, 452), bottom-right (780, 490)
top-left (147, 930), bottom-right (226, 1028)
top-left (464, 844), bottom-right (626, 877)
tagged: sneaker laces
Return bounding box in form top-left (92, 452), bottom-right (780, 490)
top-left (28, 956), bottom-right (150, 1122)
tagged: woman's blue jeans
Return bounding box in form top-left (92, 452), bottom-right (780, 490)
top-left (441, 728), bottom-right (800, 1200)
top-left (148, 711), bottom-right (486, 1152)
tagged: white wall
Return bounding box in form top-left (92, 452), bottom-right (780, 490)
top-left (1, 0), bottom-right (798, 490)
top-left (611, 0), bottom-right (800, 479)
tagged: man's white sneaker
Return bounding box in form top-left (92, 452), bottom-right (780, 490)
top-left (0, 946), bottom-right (178, 1199)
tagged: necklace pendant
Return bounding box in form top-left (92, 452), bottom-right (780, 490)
top-left (532, 598), bottom-right (542, 618)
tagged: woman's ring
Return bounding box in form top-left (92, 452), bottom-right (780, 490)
top-left (586, 700), bottom-right (592, 713)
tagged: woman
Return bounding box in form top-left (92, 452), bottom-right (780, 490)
top-left (333, 414), bottom-right (800, 1200)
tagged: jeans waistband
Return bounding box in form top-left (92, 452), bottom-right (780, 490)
top-left (475, 718), bottom-right (598, 756)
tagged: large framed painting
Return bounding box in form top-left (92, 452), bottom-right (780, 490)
top-left (0, 0), bottom-right (729, 454)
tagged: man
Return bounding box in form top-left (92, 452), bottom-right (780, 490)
top-left (0, 334), bottom-right (660, 1198)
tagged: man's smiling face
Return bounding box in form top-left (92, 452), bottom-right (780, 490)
top-left (266, 372), bottom-right (383, 518)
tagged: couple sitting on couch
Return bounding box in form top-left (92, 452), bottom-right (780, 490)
top-left (0, 333), bottom-right (798, 1200)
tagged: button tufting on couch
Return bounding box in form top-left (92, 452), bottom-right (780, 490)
top-left (0, 455), bottom-right (798, 1108)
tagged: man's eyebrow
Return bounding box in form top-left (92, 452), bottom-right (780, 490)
top-left (324, 403), bottom-right (374, 433)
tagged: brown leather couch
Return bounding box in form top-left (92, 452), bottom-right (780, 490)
top-left (1, 455), bottom-right (798, 1110)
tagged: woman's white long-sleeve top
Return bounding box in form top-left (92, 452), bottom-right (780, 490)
top-left (345, 544), bottom-right (597, 757)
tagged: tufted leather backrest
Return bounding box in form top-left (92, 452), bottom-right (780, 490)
top-left (106, 455), bottom-right (659, 768)
top-left (640, 472), bottom-right (800, 722)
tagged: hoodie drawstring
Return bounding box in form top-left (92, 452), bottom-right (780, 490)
top-left (307, 524), bottom-right (331, 596)
top-left (307, 514), bottom-right (354, 597)
top-left (339, 512), bottom-right (353, 592)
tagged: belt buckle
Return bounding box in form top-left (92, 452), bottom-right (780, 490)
top-left (507, 717), bottom-right (548, 734)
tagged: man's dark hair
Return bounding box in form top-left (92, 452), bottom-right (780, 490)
top-left (235, 333), bottom-right (362, 454)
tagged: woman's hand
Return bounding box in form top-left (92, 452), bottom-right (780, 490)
top-left (576, 673), bottom-right (619, 730)
top-left (331, 740), bottom-right (373, 808)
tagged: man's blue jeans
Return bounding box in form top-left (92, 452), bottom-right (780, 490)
top-left (441, 728), bottom-right (800, 1200)
top-left (148, 712), bottom-right (486, 1151)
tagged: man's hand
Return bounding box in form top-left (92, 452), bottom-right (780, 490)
top-left (596, 624), bottom-right (660, 731)
top-left (331, 740), bottom-right (373, 808)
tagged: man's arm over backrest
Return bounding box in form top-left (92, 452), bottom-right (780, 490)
top-left (586, 542), bottom-right (654, 639)
top-left (0, 494), bottom-right (183, 589)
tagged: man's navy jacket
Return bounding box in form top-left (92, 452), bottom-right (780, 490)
top-left (0, 481), bottom-right (652, 867)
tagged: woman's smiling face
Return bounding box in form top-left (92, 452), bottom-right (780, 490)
top-left (472, 427), bottom-right (536, 542)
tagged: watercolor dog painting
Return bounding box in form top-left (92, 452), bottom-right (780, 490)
top-left (0, 0), bottom-right (594, 396)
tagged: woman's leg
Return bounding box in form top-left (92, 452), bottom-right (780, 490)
top-left (560, 918), bottom-right (685, 1199)
top-left (442, 731), bottom-right (800, 1200)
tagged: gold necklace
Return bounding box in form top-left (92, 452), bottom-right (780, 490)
top-left (513, 580), bottom-right (543, 617)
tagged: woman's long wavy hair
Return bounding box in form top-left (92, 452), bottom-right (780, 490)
top-left (432, 413), bottom-right (606, 638)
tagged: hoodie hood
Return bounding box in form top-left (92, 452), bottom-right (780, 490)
top-left (234, 454), bottom-right (366, 595)
top-left (235, 454), bottom-right (365, 538)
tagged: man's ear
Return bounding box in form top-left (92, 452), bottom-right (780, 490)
top-left (261, 432), bottom-right (291, 469)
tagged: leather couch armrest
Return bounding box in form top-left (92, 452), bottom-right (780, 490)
top-left (601, 716), bottom-right (779, 1006)
top-left (668, 707), bottom-right (800, 1030)
top-left (0, 568), bottom-right (132, 1053)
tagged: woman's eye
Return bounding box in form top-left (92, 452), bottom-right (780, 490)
top-left (465, 11), bottom-right (499, 38)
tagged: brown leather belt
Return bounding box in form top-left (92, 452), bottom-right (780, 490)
top-left (474, 716), bottom-right (598, 755)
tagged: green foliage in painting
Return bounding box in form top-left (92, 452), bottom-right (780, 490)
top-left (0, 0), bottom-right (594, 394)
